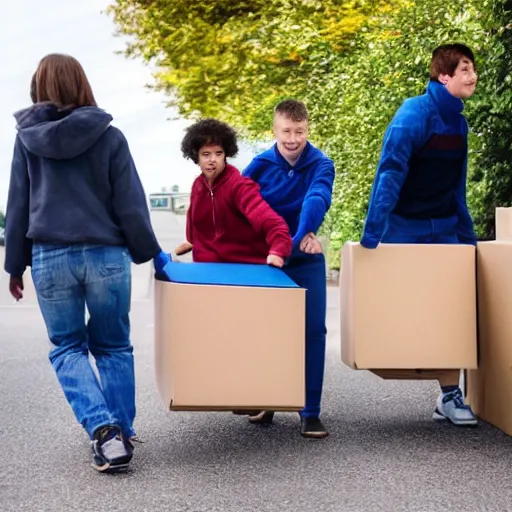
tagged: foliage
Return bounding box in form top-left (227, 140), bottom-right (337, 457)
top-left (108, 0), bottom-right (512, 269)
top-left (465, 0), bottom-right (512, 239)
top-left (306, 0), bottom-right (494, 265)
top-left (0, 210), bottom-right (4, 229)
top-left (106, 0), bottom-right (395, 137)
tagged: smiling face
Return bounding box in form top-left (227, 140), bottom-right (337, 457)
top-left (439, 57), bottom-right (478, 99)
top-left (273, 113), bottom-right (308, 166)
top-left (198, 144), bottom-right (226, 184)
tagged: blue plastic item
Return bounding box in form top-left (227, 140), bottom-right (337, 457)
top-left (156, 261), bottom-right (299, 288)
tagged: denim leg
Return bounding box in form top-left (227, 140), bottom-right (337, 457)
top-left (284, 254), bottom-right (327, 418)
top-left (83, 246), bottom-right (135, 439)
top-left (31, 244), bottom-right (115, 439)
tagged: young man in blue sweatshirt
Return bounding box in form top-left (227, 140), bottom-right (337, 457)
top-left (243, 99), bottom-right (335, 438)
top-left (361, 43), bottom-right (479, 426)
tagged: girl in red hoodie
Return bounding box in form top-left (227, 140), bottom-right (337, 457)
top-left (177, 119), bottom-right (293, 266)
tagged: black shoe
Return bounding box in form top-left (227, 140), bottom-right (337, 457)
top-left (91, 425), bottom-right (133, 473)
top-left (248, 411), bottom-right (275, 424)
top-left (300, 416), bottom-right (328, 438)
top-left (232, 410), bottom-right (261, 416)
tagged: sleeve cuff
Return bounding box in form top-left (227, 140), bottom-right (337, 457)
top-left (360, 235), bottom-right (380, 249)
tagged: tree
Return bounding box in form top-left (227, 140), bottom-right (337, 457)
top-left (298, 0), bottom-right (512, 264)
top-left (108, 0), bottom-right (512, 268)
top-left (107, 0), bottom-right (397, 137)
top-left (302, 0), bottom-right (493, 263)
top-left (0, 210), bottom-right (5, 229)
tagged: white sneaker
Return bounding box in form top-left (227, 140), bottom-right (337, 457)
top-left (432, 388), bottom-right (478, 426)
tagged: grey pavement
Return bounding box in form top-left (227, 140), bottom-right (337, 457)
top-left (1, 213), bottom-right (512, 512)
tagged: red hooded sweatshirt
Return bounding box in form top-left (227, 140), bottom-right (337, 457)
top-left (186, 164), bottom-right (292, 263)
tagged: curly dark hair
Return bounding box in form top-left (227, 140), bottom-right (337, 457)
top-left (181, 118), bottom-right (239, 164)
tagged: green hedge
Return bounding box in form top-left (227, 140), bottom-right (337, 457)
top-left (109, 0), bottom-right (512, 269)
top-left (307, 0), bottom-right (512, 268)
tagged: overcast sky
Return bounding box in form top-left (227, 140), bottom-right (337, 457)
top-left (0, 1), bottom-right (257, 210)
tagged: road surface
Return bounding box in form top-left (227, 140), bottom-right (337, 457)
top-left (1, 212), bottom-right (511, 512)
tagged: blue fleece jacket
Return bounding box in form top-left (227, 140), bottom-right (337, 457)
top-left (361, 80), bottom-right (476, 248)
top-left (242, 142), bottom-right (335, 249)
top-left (4, 103), bottom-right (161, 276)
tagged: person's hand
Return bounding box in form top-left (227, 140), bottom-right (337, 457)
top-left (175, 241), bottom-right (193, 256)
top-left (267, 254), bottom-right (284, 268)
top-left (299, 233), bottom-right (323, 254)
top-left (9, 276), bottom-right (23, 301)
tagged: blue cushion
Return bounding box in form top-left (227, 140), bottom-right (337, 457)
top-left (156, 261), bottom-right (299, 288)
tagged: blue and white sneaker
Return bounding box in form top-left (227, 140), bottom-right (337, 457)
top-left (91, 425), bottom-right (133, 473)
top-left (432, 388), bottom-right (478, 426)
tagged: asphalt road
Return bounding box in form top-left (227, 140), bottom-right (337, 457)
top-left (1, 212), bottom-right (512, 512)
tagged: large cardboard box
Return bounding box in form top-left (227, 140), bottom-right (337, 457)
top-left (467, 241), bottom-right (512, 435)
top-left (340, 242), bottom-right (477, 371)
top-left (154, 262), bottom-right (305, 411)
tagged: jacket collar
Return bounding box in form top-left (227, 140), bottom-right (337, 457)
top-left (201, 163), bottom-right (239, 190)
top-left (427, 80), bottom-right (464, 116)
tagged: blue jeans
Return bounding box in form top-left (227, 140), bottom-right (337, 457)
top-left (31, 243), bottom-right (135, 440)
top-left (382, 214), bottom-right (459, 244)
top-left (284, 253), bottom-right (327, 418)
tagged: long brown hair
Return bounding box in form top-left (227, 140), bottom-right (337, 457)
top-left (30, 72), bottom-right (37, 104)
top-left (35, 54), bottom-right (97, 109)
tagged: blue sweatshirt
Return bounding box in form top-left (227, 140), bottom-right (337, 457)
top-left (242, 142), bottom-right (335, 249)
top-left (4, 103), bottom-right (161, 276)
top-left (361, 80), bottom-right (476, 248)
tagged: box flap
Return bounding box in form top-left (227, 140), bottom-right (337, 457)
top-left (156, 261), bottom-right (300, 288)
top-left (495, 207), bottom-right (512, 241)
top-left (340, 242), bottom-right (356, 368)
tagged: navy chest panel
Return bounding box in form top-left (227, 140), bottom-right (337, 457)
top-left (395, 133), bottom-right (466, 218)
top-left (407, 132), bottom-right (466, 185)
top-left (417, 133), bottom-right (466, 159)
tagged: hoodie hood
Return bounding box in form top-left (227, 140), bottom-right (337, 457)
top-left (255, 141), bottom-right (327, 172)
top-left (14, 103), bottom-right (113, 160)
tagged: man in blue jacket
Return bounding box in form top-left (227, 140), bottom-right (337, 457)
top-left (243, 99), bottom-right (335, 438)
top-left (361, 43), bottom-right (479, 426)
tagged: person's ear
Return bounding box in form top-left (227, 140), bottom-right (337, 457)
top-left (438, 74), bottom-right (450, 85)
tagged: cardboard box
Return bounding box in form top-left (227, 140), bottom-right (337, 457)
top-left (340, 242), bottom-right (477, 371)
top-left (495, 207), bottom-right (512, 241)
top-left (467, 241), bottom-right (512, 435)
top-left (154, 262), bottom-right (305, 411)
